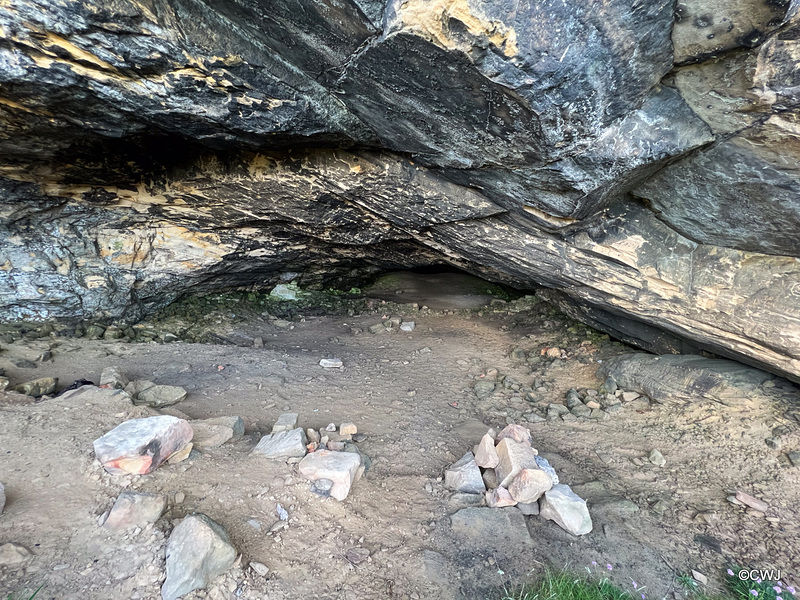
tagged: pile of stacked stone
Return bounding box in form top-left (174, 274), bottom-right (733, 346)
top-left (445, 423), bottom-right (592, 535)
top-left (368, 317), bottom-right (415, 334)
top-left (251, 414), bottom-right (366, 501)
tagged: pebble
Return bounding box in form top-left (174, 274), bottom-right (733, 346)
top-left (325, 423), bottom-right (337, 432)
top-left (0, 542), bottom-right (33, 566)
top-left (14, 377), bottom-right (58, 397)
top-left (788, 451), bottom-right (800, 467)
top-left (250, 562), bottom-right (269, 576)
top-left (399, 321), bottom-right (416, 332)
top-left (648, 449), bottom-right (666, 467)
top-left (319, 358), bottom-right (343, 368)
top-left (340, 423), bottom-right (357, 436)
top-left (735, 490), bottom-right (769, 512)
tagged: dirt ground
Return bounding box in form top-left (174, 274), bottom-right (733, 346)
top-left (0, 277), bottom-right (798, 600)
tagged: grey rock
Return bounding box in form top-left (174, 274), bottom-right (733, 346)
top-left (99, 366), bottom-right (128, 390)
top-left (788, 451), bottom-right (800, 467)
top-left (517, 502), bottom-right (539, 516)
top-left (190, 421), bottom-right (235, 449)
top-left (162, 514), bottom-right (237, 600)
top-left (135, 385), bottom-right (188, 408)
top-left (448, 492), bottom-right (486, 513)
top-left (539, 484), bottom-right (593, 536)
top-left (199, 416), bottom-right (245, 441)
top-left (14, 377), bottom-right (57, 397)
top-left (534, 455), bottom-right (559, 485)
top-left (0, 542), bottom-right (33, 566)
top-left (344, 547), bottom-right (370, 564)
top-left (298, 449), bottom-right (362, 501)
top-left (252, 428), bottom-right (308, 459)
top-left (250, 561), bottom-right (269, 576)
top-left (473, 381), bottom-right (496, 399)
top-left (571, 404), bottom-right (592, 418)
top-left (103, 492), bottom-right (166, 532)
top-left (319, 358), bottom-right (343, 368)
top-left (400, 321), bottom-right (416, 332)
top-left (648, 449), bottom-right (666, 467)
top-left (272, 413), bottom-right (299, 433)
top-left (444, 452), bottom-right (485, 495)
top-left (450, 507), bottom-right (532, 547)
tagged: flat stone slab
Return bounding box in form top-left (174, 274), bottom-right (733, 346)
top-left (162, 513), bottom-right (237, 600)
top-left (94, 415), bottom-right (193, 475)
top-left (299, 449), bottom-right (362, 501)
top-left (104, 491), bottom-right (166, 532)
top-left (450, 507), bottom-right (532, 547)
top-left (272, 413), bottom-right (299, 433)
top-left (445, 451), bottom-right (485, 494)
top-left (201, 416), bottom-right (244, 440)
top-left (252, 427), bottom-right (307, 459)
top-left (135, 384), bottom-right (187, 408)
top-left (189, 421), bottom-right (234, 449)
top-left (539, 483), bottom-right (593, 536)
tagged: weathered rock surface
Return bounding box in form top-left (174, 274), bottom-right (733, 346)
top-left (252, 428), bottom-right (308, 459)
top-left (14, 377), bottom-right (57, 397)
top-left (539, 484), bottom-right (593, 536)
top-left (162, 513), bottom-right (237, 600)
top-left (272, 413), bottom-right (299, 434)
top-left (0, 0), bottom-right (798, 381)
top-left (103, 491), bottom-right (167, 532)
top-left (135, 385), bottom-right (188, 408)
top-left (598, 354), bottom-right (773, 404)
top-left (444, 452), bottom-right (485, 495)
top-left (495, 439), bottom-right (538, 488)
top-left (298, 449), bottom-right (362, 501)
top-left (0, 542), bottom-right (32, 566)
top-left (508, 468), bottom-right (553, 504)
top-left (450, 508), bottom-right (532, 547)
top-left (94, 415), bottom-right (194, 475)
top-left (473, 434), bottom-right (500, 469)
top-left (99, 367), bottom-right (129, 390)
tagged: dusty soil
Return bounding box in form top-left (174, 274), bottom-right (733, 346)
top-left (0, 281), bottom-right (798, 600)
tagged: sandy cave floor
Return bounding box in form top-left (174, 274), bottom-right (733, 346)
top-left (0, 291), bottom-right (799, 600)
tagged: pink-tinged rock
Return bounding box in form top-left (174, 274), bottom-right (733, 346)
top-left (539, 484), bottom-right (593, 536)
top-left (496, 424), bottom-right (534, 446)
top-left (298, 450), bottom-right (362, 501)
top-left (508, 468), bottom-right (553, 504)
top-left (495, 438), bottom-right (538, 487)
top-left (94, 416), bottom-right (193, 475)
top-left (473, 434), bottom-right (500, 468)
top-left (486, 486), bottom-right (517, 508)
top-left (103, 491), bottom-right (166, 532)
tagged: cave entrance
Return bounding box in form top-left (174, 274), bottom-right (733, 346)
top-left (361, 266), bottom-right (520, 310)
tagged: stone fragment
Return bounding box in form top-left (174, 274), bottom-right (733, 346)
top-left (447, 492), bottom-right (485, 512)
top-left (517, 502), bottom-right (539, 515)
top-left (495, 438), bottom-right (538, 487)
top-left (585, 400), bottom-right (602, 410)
top-left (94, 416), bottom-right (194, 475)
top-left (99, 366), bottom-right (129, 390)
top-left (250, 562), bottom-right (269, 576)
top-left (486, 486), bottom-right (517, 508)
top-left (444, 452), bottom-right (485, 494)
top-left (189, 422), bottom-right (234, 449)
top-left (788, 451), bottom-right (800, 467)
top-left (200, 416), bottom-right (244, 440)
top-left (0, 542), bottom-right (32, 566)
top-left (450, 508), bottom-right (532, 547)
top-left (298, 450), bottom-right (362, 501)
top-left (272, 413), bottom-right (299, 433)
top-left (319, 358), bottom-right (343, 368)
top-left (103, 491), bottom-right (167, 532)
top-left (327, 441), bottom-right (345, 451)
top-left (310, 478), bottom-right (334, 497)
top-left (340, 423), bottom-right (357, 436)
top-left (473, 434), bottom-right (500, 469)
top-left (14, 377), bottom-right (57, 396)
top-left (496, 424), bottom-right (533, 446)
top-left (368, 323), bottom-right (385, 334)
top-left (167, 443), bottom-right (193, 464)
top-left (735, 491), bottom-right (769, 512)
top-left (588, 408), bottom-right (609, 420)
top-left (482, 469), bottom-right (498, 490)
top-left (0, 376), bottom-right (8, 392)
top-left (508, 468), bottom-right (553, 503)
top-left (307, 429), bottom-right (320, 443)
top-left (252, 428), bottom-right (307, 459)
top-left (253, 337), bottom-right (263, 348)
top-left (571, 404), bottom-right (592, 418)
top-left (345, 547), bottom-right (371, 564)
top-left (539, 484), bottom-right (593, 536)
top-left (691, 570), bottom-right (708, 585)
top-left (548, 403), bottom-right (569, 415)
top-left (125, 379), bottom-right (155, 398)
top-left (400, 321), bottom-right (416, 332)
top-left (473, 380), bottom-right (496, 399)
top-left (162, 514), bottom-right (237, 600)
top-left (621, 391), bottom-right (639, 402)
top-left (135, 385), bottom-right (187, 408)
top-left (325, 423), bottom-right (337, 432)
top-left (648, 449), bottom-right (666, 467)
top-left (565, 389), bottom-right (583, 408)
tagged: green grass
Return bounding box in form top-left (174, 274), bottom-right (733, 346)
top-left (496, 570), bottom-right (640, 600)
top-left (6, 585), bottom-right (42, 600)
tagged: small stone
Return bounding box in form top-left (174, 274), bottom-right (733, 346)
top-left (448, 492), bottom-right (486, 512)
top-left (571, 404), bottom-right (591, 418)
top-left (0, 377), bottom-right (8, 392)
top-left (788, 451), bottom-right (800, 467)
top-left (565, 389), bottom-right (582, 409)
top-left (307, 429), bottom-right (320, 443)
top-left (299, 450), bottom-right (362, 501)
top-left (327, 441), bottom-right (345, 451)
top-left (310, 478), bottom-right (334, 497)
top-left (539, 484), bottom-right (593, 536)
top-left (250, 562), bottom-right (269, 576)
top-left (486, 486), bottom-right (517, 508)
top-left (510, 347), bottom-right (526, 360)
top-left (545, 347), bottom-right (561, 358)
top-left (94, 415), bottom-right (194, 475)
top-left (272, 413), bottom-right (299, 433)
top-left (400, 321), bottom-right (416, 332)
top-left (167, 443), bottom-right (193, 464)
top-left (253, 337), bottom-right (264, 348)
top-left (496, 424), bottom-right (532, 446)
top-left (765, 437), bottom-right (782, 450)
top-left (325, 423), bottom-right (337, 432)
top-left (340, 423), bottom-right (357, 436)
top-left (319, 358), bottom-right (343, 368)
top-left (103, 492), bottom-right (166, 532)
top-left (585, 400), bottom-right (601, 410)
top-left (648, 449), bottom-right (666, 467)
top-left (161, 514), bottom-right (237, 600)
top-left (482, 469), bottom-right (498, 490)
top-left (517, 502), bottom-right (539, 515)
top-left (175, 492), bottom-right (186, 504)
top-left (735, 491), bottom-right (769, 512)
top-left (352, 433), bottom-right (367, 442)
top-left (746, 508), bottom-right (766, 518)
top-left (200, 416), bottom-right (245, 440)
top-left (621, 391), bottom-right (639, 401)
top-left (601, 376), bottom-right (617, 394)
top-left (252, 428), bottom-right (307, 459)
top-left (473, 434), bottom-right (500, 468)
top-left (135, 385), bottom-right (187, 408)
top-left (495, 438), bottom-right (538, 487)
top-left (190, 422), bottom-right (234, 449)
top-left (473, 380), bottom-right (496, 399)
top-left (99, 366), bottom-right (129, 390)
top-left (345, 547), bottom-right (371, 564)
top-left (0, 542), bottom-right (33, 566)
top-left (534, 455), bottom-right (559, 485)
top-left (508, 468), bottom-right (553, 504)
top-left (588, 408), bottom-right (608, 420)
top-left (368, 323), bottom-right (386, 334)
top-left (691, 570), bottom-right (708, 585)
top-left (14, 377), bottom-right (58, 397)
top-left (444, 452), bottom-right (485, 494)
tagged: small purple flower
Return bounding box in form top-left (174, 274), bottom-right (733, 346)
top-left (757, 579), bottom-right (763, 584)
top-left (789, 587), bottom-right (796, 595)
top-left (775, 587), bottom-right (782, 594)
top-left (592, 561), bottom-right (597, 566)
top-left (728, 569), bottom-right (735, 576)
top-left (641, 594), bottom-right (646, 600)
top-left (607, 564), bottom-right (613, 571)
top-left (750, 590), bottom-right (758, 597)
top-left (632, 581), bottom-right (638, 589)
top-left (777, 596), bottom-right (783, 600)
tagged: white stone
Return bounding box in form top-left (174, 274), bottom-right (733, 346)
top-left (94, 416), bottom-right (194, 475)
top-left (0, 542), bottom-right (32, 566)
top-left (104, 492), bottom-right (166, 532)
top-left (298, 450), bottom-right (362, 501)
top-left (252, 428), bottom-right (307, 459)
top-left (473, 433), bottom-right (500, 468)
top-left (539, 484), bottom-right (593, 536)
top-left (99, 366), bottom-right (129, 390)
top-left (319, 358), bottom-right (343, 368)
top-left (495, 438), bottom-right (538, 487)
top-left (162, 514), bottom-right (236, 600)
top-left (444, 452), bottom-right (485, 495)
top-left (486, 487), bottom-right (517, 508)
top-left (508, 468), bottom-right (553, 504)
top-left (400, 321), bottom-right (416, 331)
top-left (272, 413), bottom-right (299, 433)
top-left (339, 422), bottom-right (357, 436)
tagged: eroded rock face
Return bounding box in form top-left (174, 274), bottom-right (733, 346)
top-left (0, 0), bottom-right (798, 381)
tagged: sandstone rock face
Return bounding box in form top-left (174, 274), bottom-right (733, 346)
top-left (0, 0), bottom-right (798, 381)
